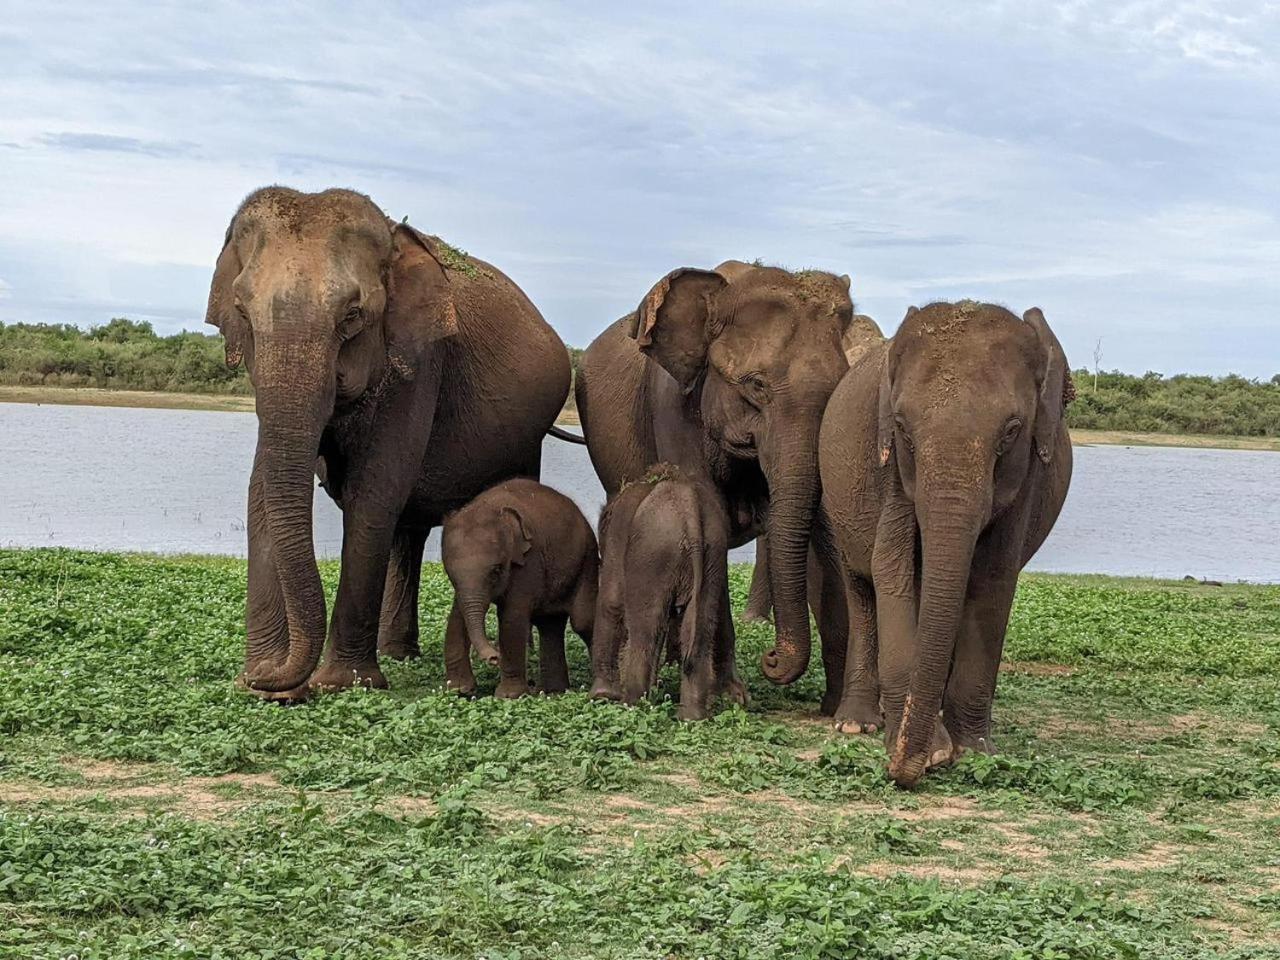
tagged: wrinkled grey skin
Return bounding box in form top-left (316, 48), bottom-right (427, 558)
top-left (589, 466), bottom-right (743, 720)
top-left (205, 187), bottom-right (570, 698)
top-left (816, 302), bottom-right (1074, 787)
top-left (576, 261), bottom-right (859, 704)
top-left (742, 314), bottom-right (884, 624)
top-left (441, 478), bottom-right (598, 697)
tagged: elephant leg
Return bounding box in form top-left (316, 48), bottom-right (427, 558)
top-left (811, 547), bottom-right (847, 716)
top-left (942, 567), bottom-right (1019, 756)
top-left (677, 605), bottom-right (716, 721)
top-left (443, 597), bottom-right (477, 695)
top-left (832, 575), bottom-right (881, 734)
top-left (742, 535), bottom-right (772, 622)
top-left (377, 523), bottom-right (428, 660)
top-left (712, 579), bottom-right (749, 707)
top-left (536, 614), bottom-right (571, 694)
top-left (494, 603), bottom-right (534, 699)
top-left (308, 506), bottom-right (399, 692)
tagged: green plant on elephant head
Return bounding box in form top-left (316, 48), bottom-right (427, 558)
top-left (630, 261), bottom-right (854, 687)
top-left (204, 187), bottom-right (459, 694)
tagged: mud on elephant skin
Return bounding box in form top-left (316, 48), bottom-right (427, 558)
top-left (206, 186), bottom-right (572, 698)
top-left (590, 464), bottom-right (746, 720)
top-left (441, 478), bottom-right (598, 698)
top-left (575, 260), bottom-right (857, 702)
top-left (817, 301), bottom-right (1074, 787)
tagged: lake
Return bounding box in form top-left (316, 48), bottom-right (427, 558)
top-left (3, 401), bottom-right (1279, 582)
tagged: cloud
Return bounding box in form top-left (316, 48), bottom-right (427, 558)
top-left (37, 132), bottom-right (198, 158)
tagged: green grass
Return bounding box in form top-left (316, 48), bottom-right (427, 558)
top-left (1, 551), bottom-right (1278, 958)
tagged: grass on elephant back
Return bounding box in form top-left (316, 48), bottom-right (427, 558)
top-left (1, 550), bottom-right (1279, 959)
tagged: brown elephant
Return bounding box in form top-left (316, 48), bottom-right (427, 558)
top-left (816, 301), bottom-right (1074, 787)
top-left (589, 464), bottom-right (738, 719)
top-left (441, 478), bottom-right (597, 698)
top-left (576, 261), bottom-right (858, 709)
top-left (205, 187), bottom-right (571, 696)
top-left (742, 313), bottom-right (885, 623)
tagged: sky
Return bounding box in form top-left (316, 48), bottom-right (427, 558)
top-left (1, 1), bottom-right (1278, 376)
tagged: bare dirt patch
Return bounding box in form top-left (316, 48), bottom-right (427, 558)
top-left (1098, 842), bottom-right (1183, 872)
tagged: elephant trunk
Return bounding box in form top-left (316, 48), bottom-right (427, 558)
top-left (888, 483), bottom-right (986, 787)
top-left (760, 414), bottom-right (822, 685)
top-left (240, 340), bottom-right (335, 693)
top-left (460, 593), bottom-right (499, 665)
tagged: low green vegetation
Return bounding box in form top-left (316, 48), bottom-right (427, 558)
top-left (1, 550), bottom-right (1278, 958)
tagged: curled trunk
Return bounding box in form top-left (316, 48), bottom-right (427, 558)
top-left (760, 418), bottom-right (822, 684)
top-left (888, 488), bottom-right (984, 787)
top-left (239, 345), bottom-right (335, 693)
top-left (461, 595), bottom-right (499, 665)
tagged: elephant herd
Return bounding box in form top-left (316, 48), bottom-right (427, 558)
top-left (208, 186), bottom-right (1073, 788)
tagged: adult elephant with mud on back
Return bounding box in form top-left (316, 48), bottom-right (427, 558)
top-left (576, 260), bottom-right (861, 708)
top-left (205, 187), bottom-right (572, 698)
top-left (817, 301), bottom-right (1074, 787)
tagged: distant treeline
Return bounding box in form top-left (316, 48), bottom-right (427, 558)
top-left (2, 319), bottom-right (1278, 436)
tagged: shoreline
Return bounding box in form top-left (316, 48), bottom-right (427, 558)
top-left (2, 384), bottom-right (1274, 451)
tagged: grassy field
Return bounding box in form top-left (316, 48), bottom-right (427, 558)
top-left (1, 552), bottom-right (1278, 958)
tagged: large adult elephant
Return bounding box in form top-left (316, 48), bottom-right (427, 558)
top-left (205, 186), bottom-right (571, 696)
top-left (576, 260), bottom-right (857, 703)
top-left (817, 301), bottom-right (1074, 786)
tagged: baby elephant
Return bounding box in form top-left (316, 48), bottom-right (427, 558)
top-left (592, 464), bottom-right (740, 720)
top-left (441, 478), bottom-right (598, 697)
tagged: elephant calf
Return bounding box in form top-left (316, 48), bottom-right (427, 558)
top-left (441, 479), bottom-right (598, 697)
top-left (590, 464), bottom-right (744, 720)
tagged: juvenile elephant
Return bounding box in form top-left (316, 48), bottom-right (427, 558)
top-left (818, 301), bottom-right (1074, 787)
top-left (441, 478), bottom-right (597, 697)
top-left (590, 465), bottom-right (738, 719)
top-left (205, 187), bottom-right (571, 697)
top-left (742, 313), bottom-right (885, 622)
top-left (576, 262), bottom-right (859, 707)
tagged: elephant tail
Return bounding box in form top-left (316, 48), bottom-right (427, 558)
top-left (547, 425), bottom-right (587, 445)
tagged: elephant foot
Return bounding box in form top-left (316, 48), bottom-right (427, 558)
top-left (540, 679), bottom-right (569, 696)
top-left (590, 680), bottom-right (622, 701)
top-left (377, 637), bottom-right (421, 661)
top-left (236, 672), bottom-right (312, 704)
top-left (307, 660), bottom-right (389, 693)
top-left (446, 677), bottom-right (477, 697)
top-left (952, 731), bottom-right (996, 757)
top-left (717, 674), bottom-right (751, 708)
top-left (677, 697), bottom-right (711, 722)
top-left (886, 717), bottom-right (955, 788)
top-left (832, 695), bottom-right (883, 735)
top-left (495, 677), bottom-right (534, 699)
top-left (740, 605), bottom-right (772, 624)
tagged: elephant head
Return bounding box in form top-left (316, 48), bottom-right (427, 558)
top-left (879, 301), bottom-right (1073, 786)
top-left (632, 261), bottom-right (854, 685)
top-left (441, 501), bottom-right (532, 663)
top-left (205, 187), bottom-right (459, 692)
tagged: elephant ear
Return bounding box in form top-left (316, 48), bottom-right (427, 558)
top-left (632, 268), bottom-right (728, 393)
top-left (712, 259), bottom-right (755, 284)
top-left (386, 224), bottom-right (459, 380)
top-left (878, 308), bottom-right (917, 466)
top-left (1023, 307), bottom-right (1074, 464)
top-left (842, 313), bottom-right (883, 367)
top-left (204, 223), bottom-right (250, 369)
top-left (500, 506), bottom-right (534, 565)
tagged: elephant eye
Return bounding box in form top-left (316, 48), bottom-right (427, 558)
top-left (996, 417), bottom-right (1023, 455)
top-left (894, 415), bottom-right (914, 452)
top-left (738, 373), bottom-right (771, 409)
top-left (337, 304), bottom-right (363, 341)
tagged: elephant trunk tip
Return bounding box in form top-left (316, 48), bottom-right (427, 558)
top-left (760, 632), bottom-right (810, 685)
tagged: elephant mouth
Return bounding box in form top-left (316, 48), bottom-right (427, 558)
top-left (719, 429), bottom-right (757, 458)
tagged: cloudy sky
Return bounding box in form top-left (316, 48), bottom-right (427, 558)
top-left (2, 1), bottom-right (1277, 375)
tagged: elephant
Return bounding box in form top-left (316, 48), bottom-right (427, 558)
top-left (575, 261), bottom-right (860, 710)
top-left (589, 464), bottom-right (738, 719)
top-left (205, 186), bottom-right (572, 697)
top-left (441, 478), bottom-right (597, 697)
top-left (816, 301), bottom-right (1074, 787)
top-left (741, 313), bottom-right (885, 623)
